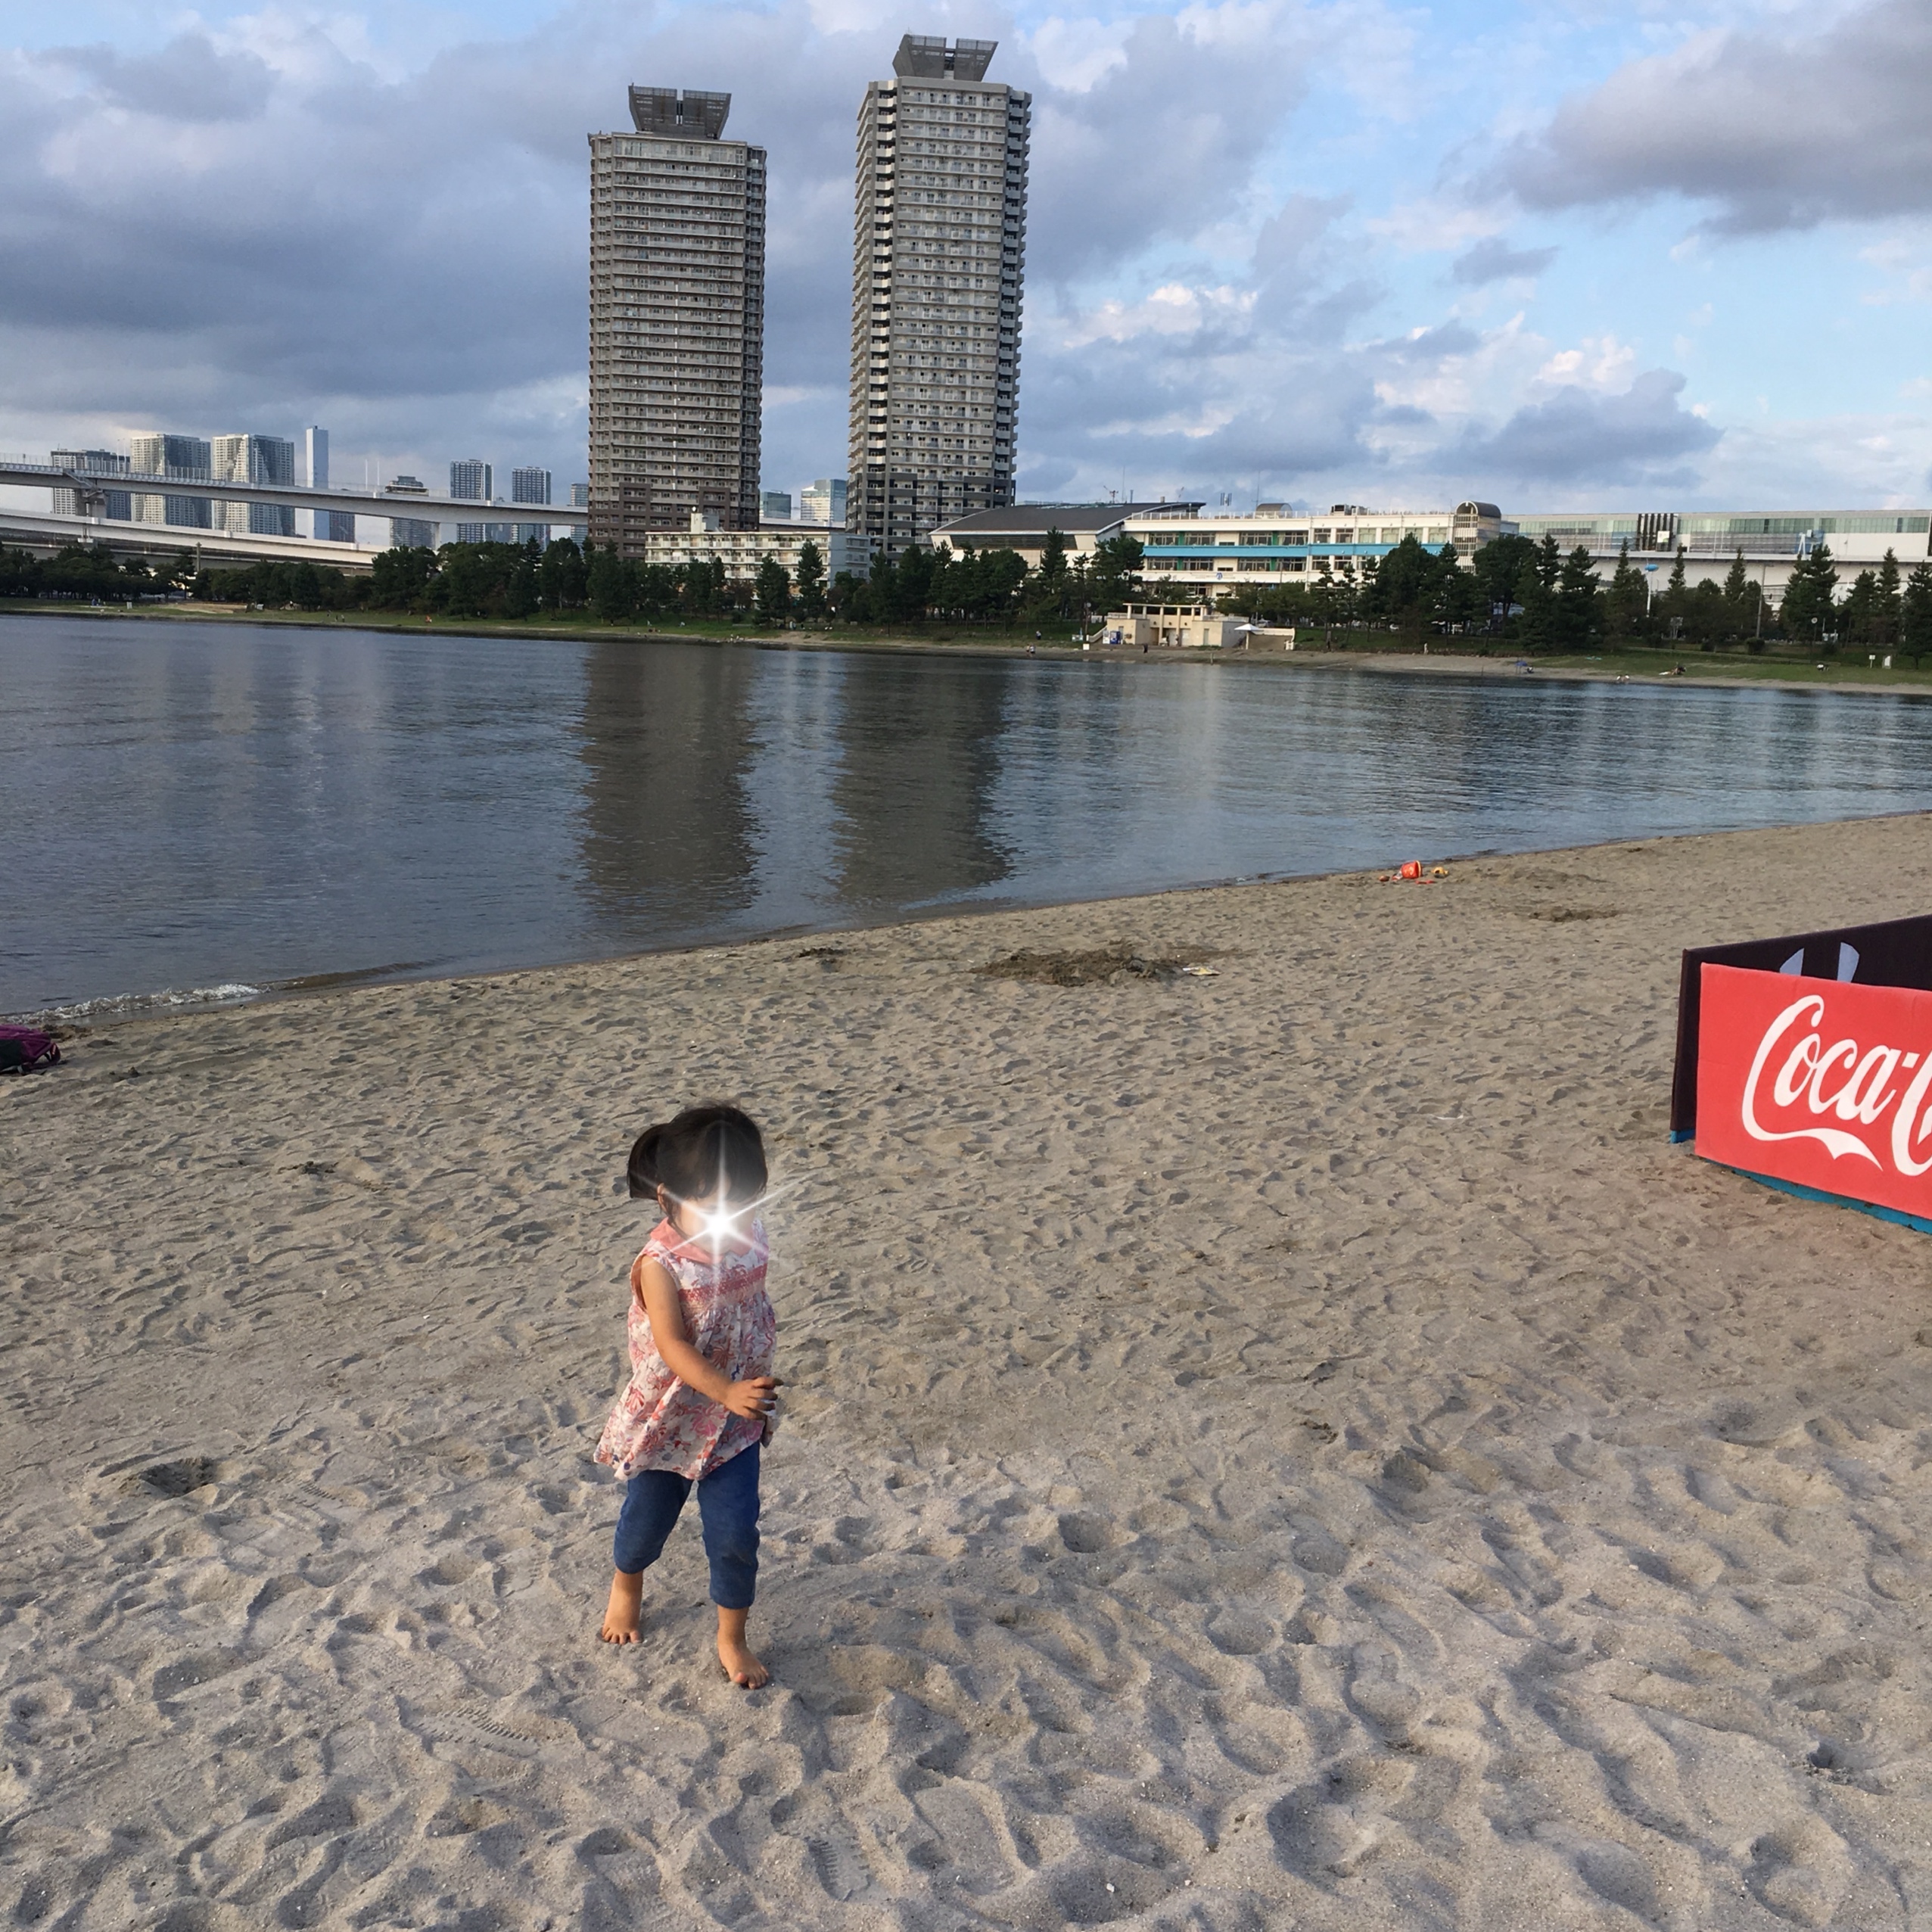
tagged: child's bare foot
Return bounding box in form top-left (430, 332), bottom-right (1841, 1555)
top-left (717, 1607), bottom-right (769, 1688)
top-left (600, 1570), bottom-right (643, 1644)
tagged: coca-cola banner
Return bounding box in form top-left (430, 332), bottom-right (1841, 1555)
top-left (1695, 963), bottom-right (1932, 1227)
top-left (1670, 912), bottom-right (1932, 1137)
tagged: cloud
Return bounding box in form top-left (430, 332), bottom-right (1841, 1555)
top-left (1451, 238), bottom-right (1557, 285)
top-left (1451, 368), bottom-right (1720, 488)
top-left (51, 33), bottom-right (275, 123)
top-left (1500, 0), bottom-right (1932, 232)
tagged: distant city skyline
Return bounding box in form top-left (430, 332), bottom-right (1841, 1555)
top-left (0, 1), bottom-right (1927, 518)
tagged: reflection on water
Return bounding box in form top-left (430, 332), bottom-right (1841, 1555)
top-left (7, 614), bottom-right (1932, 1015)
top-left (826, 655), bottom-right (1012, 907)
top-left (578, 641), bottom-right (762, 923)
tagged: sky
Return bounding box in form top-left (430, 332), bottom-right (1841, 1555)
top-left (2, 0), bottom-right (1929, 516)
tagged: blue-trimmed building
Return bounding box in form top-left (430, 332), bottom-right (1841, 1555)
top-left (1124, 501), bottom-right (1508, 590)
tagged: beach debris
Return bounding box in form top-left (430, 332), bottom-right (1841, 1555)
top-left (977, 943), bottom-right (1220, 987)
top-left (1376, 861), bottom-right (1448, 884)
top-left (0, 1025), bottom-right (62, 1074)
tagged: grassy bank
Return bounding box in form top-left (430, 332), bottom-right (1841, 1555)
top-left (8, 597), bottom-right (1931, 695)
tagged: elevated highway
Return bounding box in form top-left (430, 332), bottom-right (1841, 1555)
top-left (0, 458), bottom-right (586, 560)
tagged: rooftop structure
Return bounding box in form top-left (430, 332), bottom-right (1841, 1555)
top-left (848, 35), bottom-right (1029, 561)
top-left (589, 86), bottom-right (767, 553)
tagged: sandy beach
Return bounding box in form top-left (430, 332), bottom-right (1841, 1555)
top-left (5, 814), bottom-right (1932, 1930)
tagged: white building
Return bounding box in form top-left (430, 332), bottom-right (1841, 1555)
top-left (798, 477), bottom-right (848, 527)
top-left (1511, 509), bottom-right (1932, 604)
top-left (638, 509), bottom-right (873, 584)
top-left (1123, 502), bottom-right (1508, 590)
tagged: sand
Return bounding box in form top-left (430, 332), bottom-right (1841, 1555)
top-left (5, 814), bottom-right (1932, 1931)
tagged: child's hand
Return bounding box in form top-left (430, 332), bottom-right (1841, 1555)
top-left (723, 1375), bottom-right (782, 1421)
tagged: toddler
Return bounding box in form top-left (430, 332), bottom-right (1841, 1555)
top-left (595, 1103), bottom-right (779, 1688)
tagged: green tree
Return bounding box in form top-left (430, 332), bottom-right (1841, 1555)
top-left (794, 539), bottom-right (826, 620)
top-left (1470, 533), bottom-right (1539, 636)
top-left (1841, 569), bottom-right (1881, 651)
top-left (1433, 542), bottom-right (1480, 630)
top-left (1875, 547), bottom-right (1902, 648)
top-left (1660, 545), bottom-right (1691, 640)
top-left (1364, 534), bottom-right (1433, 630)
top-left (1604, 540), bottom-right (1647, 646)
top-left (539, 537), bottom-right (585, 611)
top-left (371, 545), bottom-right (436, 608)
top-left (1779, 542), bottom-right (1838, 647)
top-left (1087, 533), bottom-right (1143, 613)
top-left (589, 543), bottom-right (632, 622)
top-left (1551, 546), bottom-right (1603, 651)
top-left (1719, 550), bottom-right (1756, 646)
top-left (1900, 558), bottom-right (1932, 667)
top-left (754, 553), bottom-right (791, 624)
top-left (887, 543), bottom-right (935, 623)
top-left (1028, 527), bottom-right (1072, 618)
top-left (1514, 533), bottom-right (1564, 650)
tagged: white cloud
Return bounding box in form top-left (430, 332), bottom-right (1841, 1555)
top-left (1535, 334), bottom-right (1636, 393)
top-left (1021, 16), bottom-right (1128, 92)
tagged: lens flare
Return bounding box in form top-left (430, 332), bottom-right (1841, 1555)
top-left (666, 1174), bottom-right (807, 1254)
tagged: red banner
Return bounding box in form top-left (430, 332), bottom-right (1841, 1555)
top-left (1696, 962), bottom-right (1932, 1221)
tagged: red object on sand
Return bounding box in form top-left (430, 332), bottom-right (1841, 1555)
top-left (1696, 963), bottom-right (1932, 1227)
top-left (1398, 860), bottom-right (1422, 880)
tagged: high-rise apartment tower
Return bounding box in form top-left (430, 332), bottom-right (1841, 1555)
top-left (848, 36), bottom-right (1028, 560)
top-left (588, 87), bottom-right (767, 555)
top-left (212, 434), bottom-right (296, 538)
top-left (129, 433), bottom-right (212, 530)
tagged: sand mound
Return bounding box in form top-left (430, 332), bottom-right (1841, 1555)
top-left (976, 941), bottom-right (1218, 985)
top-left (5, 814), bottom-right (1932, 1928)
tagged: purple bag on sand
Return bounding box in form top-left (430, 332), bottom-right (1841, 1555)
top-left (0, 1026), bottom-right (60, 1074)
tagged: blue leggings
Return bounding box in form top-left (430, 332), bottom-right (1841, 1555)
top-left (613, 1442), bottom-right (760, 1610)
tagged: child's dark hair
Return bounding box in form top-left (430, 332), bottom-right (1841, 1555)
top-left (627, 1103), bottom-right (768, 1206)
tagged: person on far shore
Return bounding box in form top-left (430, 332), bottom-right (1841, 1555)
top-left (596, 1104), bottom-right (780, 1689)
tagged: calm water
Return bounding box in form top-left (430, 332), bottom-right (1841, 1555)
top-left (7, 615), bottom-right (1932, 1016)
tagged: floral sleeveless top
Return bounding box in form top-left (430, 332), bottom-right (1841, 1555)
top-left (596, 1216), bottom-right (775, 1482)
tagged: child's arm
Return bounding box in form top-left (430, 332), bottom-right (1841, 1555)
top-left (634, 1258), bottom-right (779, 1421)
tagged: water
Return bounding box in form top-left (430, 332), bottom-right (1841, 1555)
top-left (7, 615), bottom-right (1932, 1017)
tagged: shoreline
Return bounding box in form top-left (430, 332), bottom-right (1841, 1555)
top-left (8, 811), bottom-right (1932, 1926)
top-left (20, 804), bottom-right (1932, 1032)
top-left (8, 596), bottom-right (1932, 700)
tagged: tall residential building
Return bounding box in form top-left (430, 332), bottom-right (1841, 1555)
top-left (587, 86), bottom-right (767, 554)
top-left (798, 477), bottom-right (848, 527)
top-left (303, 427), bottom-right (355, 543)
top-left (51, 449), bottom-right (132, 520)
top-left (452, 460), bottom-right (501, 543)
top-left (128, 433), bottom-right (212, 530)
top-left (848, 36), bottom-right (1028, 560)
top-left (512, 466), bottom-right (552, 545)
top-left (450, 459), bottom-right (493, 502)
top-left (212, 434), bottom-right (296, 537)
